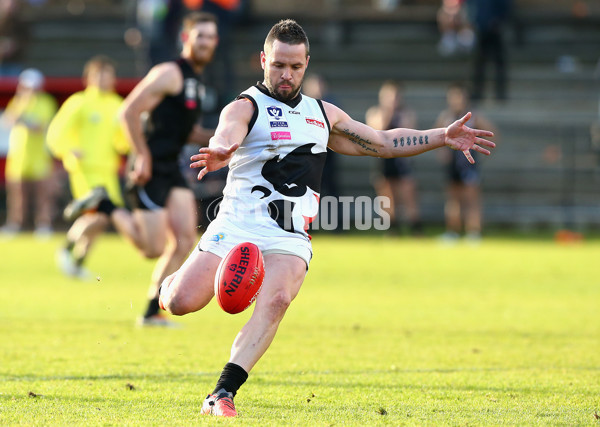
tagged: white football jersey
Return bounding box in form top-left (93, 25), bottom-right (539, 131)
top-left (217, 84), bottom-right (330, 240)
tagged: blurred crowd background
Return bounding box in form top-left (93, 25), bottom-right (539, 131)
top-left (1, 0), bottom-right (599, 237)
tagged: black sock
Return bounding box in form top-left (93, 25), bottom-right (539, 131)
top-left (212, 363), bottom-right (248, 397)
top-left (143, 297), bottom-right (161, 318)
top-left (97, 198), bottom-right (117, 216)
top-left (74, 255), bottom-right (85, 268)
top-left (65, 240), bottom-right (75, 252)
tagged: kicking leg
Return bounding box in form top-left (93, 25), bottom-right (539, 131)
top-left (229, 253), bottom-right (306, 372)
top-left (203, 254), bottom-right (307, 417)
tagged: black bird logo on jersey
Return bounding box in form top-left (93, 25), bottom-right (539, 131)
top-left (251, 143), bottom-right (327, 233)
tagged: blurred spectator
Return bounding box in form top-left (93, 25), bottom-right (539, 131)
top-left (366, 80), bottom-right (423, 235)
top-left (125, 0), bottom-right (185, 72)
top-left (591, 58), bottom-right (600, 150)
top-left (1, 69), bottom-right (57, 237)
top-left (467, 0), bottom-right (512, 101)
top-left (0, 0), bottom-right (29, 77)
top-left (47, 56), bottom-right (129, 280)
top-left (435, 82), bottom-right (496, 243)
top-left (436, 0), bottom-right (474, 57)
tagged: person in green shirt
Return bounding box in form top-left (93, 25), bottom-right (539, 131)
top-left (1, 68), bottom-right (57, 237)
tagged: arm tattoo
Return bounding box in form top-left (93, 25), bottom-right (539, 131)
top-left (342, 128), bottom-right (379, 154)
top-left (394, 135), bottom-right (429, 148)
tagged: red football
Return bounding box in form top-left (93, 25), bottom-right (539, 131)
top-left (214, 242), bottom-right (265, 314)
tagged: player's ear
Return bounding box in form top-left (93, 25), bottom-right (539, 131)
top-left (306, 55), bottom-right (310, 68)
top-left (260, 51), bottom-right (266, 70)
top-left (180, 31), bottom-right (188, 43)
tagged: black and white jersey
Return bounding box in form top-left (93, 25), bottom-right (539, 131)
top-left (218, 83), bottom-right (330, 239)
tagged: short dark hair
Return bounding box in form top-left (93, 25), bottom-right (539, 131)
top-left (182, 11), bottom-right (218, 32)
top-left (448, 81), bottom-right (470, 94)
top-left (264, 19), bottom-right (309, 56)
top-left (381, 80), bottom-right (403, 92)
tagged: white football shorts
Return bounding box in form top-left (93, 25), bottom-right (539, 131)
top-left (198, 215), bottom-right (313, 268)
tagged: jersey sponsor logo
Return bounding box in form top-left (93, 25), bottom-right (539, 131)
top-left (306, 117), bottom-right (325, 128)
top-left (266, 106), bottom-right (288, 128)
top-left (270, 131), bottom-right (291, 140)
top-left (288, 110), bottom-right (300, 115)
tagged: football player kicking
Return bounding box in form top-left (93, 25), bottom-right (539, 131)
top-left (159, 19), bottom-right (495, 417)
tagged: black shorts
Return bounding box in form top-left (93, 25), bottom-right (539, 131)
top-left (127, 161), bottom-right (190, 210)
top-left (448, 150), bottom-right (480, 185)
top-left (382, 157), bottom-right (412, 179)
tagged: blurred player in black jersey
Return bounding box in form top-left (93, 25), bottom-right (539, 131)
top-left (119, 11), bottom-right (219, 326)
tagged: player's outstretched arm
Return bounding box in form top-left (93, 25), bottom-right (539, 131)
top-left (325, 102), bottom-right (494, 163)
top-left (190, 97), bottom-right (253, 180)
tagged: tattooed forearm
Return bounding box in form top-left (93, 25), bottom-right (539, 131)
top-left (342, 128), bottom-right (379, 154)
top-left (393, 135), bottom-right (429, 148)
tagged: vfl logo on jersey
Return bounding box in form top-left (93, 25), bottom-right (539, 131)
top-left (266, 106), bottom-right (288, 128)
top-left (306, 117), bottom-right (325, 128)
top-left (271, 131), bottom-right (291, 140)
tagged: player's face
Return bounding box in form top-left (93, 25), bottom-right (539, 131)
top-left (447, 87), bottom-right (467, 113)
top-left (261, 40), bottom-right (309, 102)
top-left (185, 22), bottom-right (219, 66)
top-left (379, 85), bottom-right (400, 110)
top-left (88, 65), bottom-right (116, 92)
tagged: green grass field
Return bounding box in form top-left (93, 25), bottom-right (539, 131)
top-left (1, 232), bottom-right (599, 425)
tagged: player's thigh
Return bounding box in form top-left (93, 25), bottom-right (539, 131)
top-left (165, 187), bottom-right (197, 242)
top-left (162, 249), bottom-right (222, 313)
top-left (255, 254), bottom-right (307, 310)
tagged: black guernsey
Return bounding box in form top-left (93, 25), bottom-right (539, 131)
top-left (144, 58), bottom-right (203, 163)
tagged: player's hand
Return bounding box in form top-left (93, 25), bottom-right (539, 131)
top-left (130, 152), bottom-right (152, 185)
top-left (190, 143), bottom-right (240, 181)
top-left (445, 112), bottom-right (495, 164)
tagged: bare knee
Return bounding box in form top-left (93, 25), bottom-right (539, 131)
top-left (161, 288), bottom-right (194, 316)
top-left (142, 247), bottom-right (163, 259)
top-left (261, 290), bottom-right (292, 323)
top-left (159, 273), bottom-right (207, 316)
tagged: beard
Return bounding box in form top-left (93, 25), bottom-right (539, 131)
top-left (265, 78), bottom-right (303, 103)
top-left (191, 46), bottom-right (215, 68)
